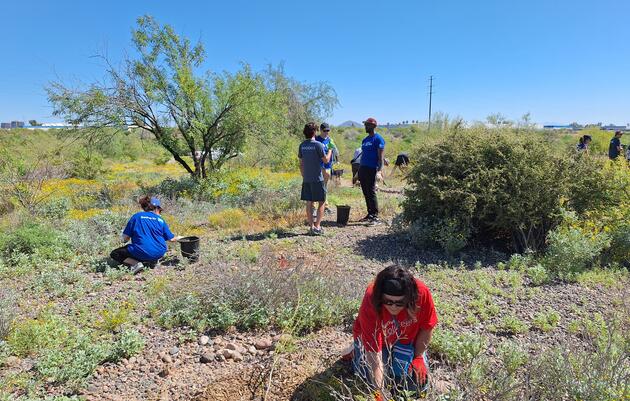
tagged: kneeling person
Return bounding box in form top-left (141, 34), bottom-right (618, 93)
top-left (110, 196), bottom-right (181, 274)
top-left (299, 122), bottom-right (331, 235)
top-left (351, 266), bottom-right (438, 398)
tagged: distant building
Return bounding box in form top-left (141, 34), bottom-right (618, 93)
top-left (601, 124), bottom-right (628, 132)
top-left (543, 124), bottom-right (574, 130)
top-left (10, 121), bottom-right (24, 128)
top-left (0, 123), bottom-right (10, 129)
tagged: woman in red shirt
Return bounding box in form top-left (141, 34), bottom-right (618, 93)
top-left (351, 266), bottom-right (438, 397)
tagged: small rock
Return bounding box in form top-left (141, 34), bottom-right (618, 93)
top-left (254, 339), bottom-right (273, 350)
top-left (169, 346), bottom-right (179, 356)
top-left (232, 351), bottom-right (244, 362)
top-left (199, 353), bottom-right (214, 364)
top-left (128, 356), bottom-right (137, 364)
top-left (222, 349), bottom-right (234, 359)
top-left (248, 346), bottom-right (257, 354)
top-left (199, 336), bottom-right (210, 346)
top-left (213, 344), bottom-right (222, 351)
top-left (217, 354), bottom-right (226, 362)
top-left (226, 343), bottom-right (238, 351)
top-left (158, 366), bottom-right (170, 378)
top-left (161, 354), bottom-right (173, 363)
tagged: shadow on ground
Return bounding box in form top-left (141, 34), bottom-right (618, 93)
top-left (354, 231), bottom-right (509, 267)
top-left (291, 359), bottom-right (355, 401)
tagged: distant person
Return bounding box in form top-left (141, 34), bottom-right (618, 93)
top-left (359, 117), bottom-right (385, 224)
top-left (576, 135), bottom-right (592, 154)
top-left (316, 123), bottom-right (338, 214)
top-left (110, 196), bottom-right (181, 274)
top-left (390, 152), bottom-right (410, 177)
top-left (609, 131), bottom-right (624, 159)
top-left (351, 147), bottom-right (362, 186)
top-left (298, 122), bottom-right (332, 235)
top-left (349, 266), bottom-right (438, 399)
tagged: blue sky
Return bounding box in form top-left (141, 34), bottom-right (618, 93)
top-left (1, 0), bottom-right (629, 126)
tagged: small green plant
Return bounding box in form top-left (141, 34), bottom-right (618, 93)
top-left (430, 329), bottom-right (486, 365)
top-left (543, 226), bottom-right (610, 280)
top-left (109, 329), bottom-right (144, 360)
top-left (96, 301), bottom-right (135, 332)
top-left (532, 309), bottom-right (560, 332)
top-left (495, 314), bottom-right (528, 335)
top-left (0, 222), bottom-right (69, 263)
top-left (526, 264), bottom-right (549, 286)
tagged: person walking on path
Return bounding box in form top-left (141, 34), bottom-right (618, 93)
top-left (298, 122), bottom-right (332, 235)
top-left (349, 265), bottom-right (438, 399)
top-left (110, 196), bottom-right (181, 274)
top-left (358, 117), bottom-right (385, 224)
top-left (316, 122), bottom-right (338, 214)
top-left (609, 131), bottom-right (624, 159)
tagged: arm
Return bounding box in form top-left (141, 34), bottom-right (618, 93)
top-left (377, 148), bottom-right (384, 171)
top-left (299, 157), bottom-right (304, 177)
top-left (321, 149), bottom-right (332, 164)
top-left (414, 328), bottom-right (433, 356)
top-left (121, 234), bottom-right (130, 243)
top-left (366, 351), bottom-right (385, 389)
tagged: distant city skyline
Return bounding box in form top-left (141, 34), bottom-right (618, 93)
top-left (1, 0), bottom-right (629, 126)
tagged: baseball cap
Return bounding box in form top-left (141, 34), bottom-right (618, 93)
top-left (150, 197), bottom-right (162, 209)
top-left (320, 123), bottom-right (331, 131)
top-left (363, 117), bottom-right (378, 126)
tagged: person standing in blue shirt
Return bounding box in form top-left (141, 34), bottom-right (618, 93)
top-left (358, 117), bottom-right (385, 224)
top-left (299, 122), bottom-right (332, 235)
top-left (609, 131), bottom-right (624, 159)
top-left (110, 196), bottom-right (181, 274)
top-left (316, 122), bottom-right (338, 214)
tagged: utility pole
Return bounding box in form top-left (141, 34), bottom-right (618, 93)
top-left (427, 75), bottom-right (434, 133)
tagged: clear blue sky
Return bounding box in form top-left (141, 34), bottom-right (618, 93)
top-left (1, 0), bottom-right (629, 126)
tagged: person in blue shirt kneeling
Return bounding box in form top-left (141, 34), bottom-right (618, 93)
top-left (110, 196), bottom-right (181, 274)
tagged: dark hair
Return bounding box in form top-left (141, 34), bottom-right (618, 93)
top-left (583, 135), bottom-right (592, 142)
top-left (303, 122), bottom-right (318, 138)
top-left (371, 266), bottom-right (418, 315)
top-left (578, 136), bottom-right (584, 144)
top-left (138, 195), bottom-right (157, 212)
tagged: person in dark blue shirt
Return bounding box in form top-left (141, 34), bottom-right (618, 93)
top-left (358, 117), bottom-right (385, 224)
top-left (609, 131), bottom-right (624, 159)
top-left (576, 135), bottom-right (592, 153)
top-left (110, 196), bottom-right (181, 274)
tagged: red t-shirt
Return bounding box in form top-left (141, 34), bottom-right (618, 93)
top-left (352, 278), bottom-right (438, 352)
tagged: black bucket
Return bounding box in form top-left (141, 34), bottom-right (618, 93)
top-left (336, 205), bottom-right (351, 226)
top-left (179, 236), bottom-right (200, 262)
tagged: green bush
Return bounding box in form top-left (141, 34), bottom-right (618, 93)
top-left (36, 197), bottom-right (70, 219)
top-left (402, 129), bottom-right (610, 253)
top-left (0, 222), bottom-right (69, 263)
top-left (69, 150), bottom-right (106, 179)
top-left (543, 226), bottom-right (610, 279)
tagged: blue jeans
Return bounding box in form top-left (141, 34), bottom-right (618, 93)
top-left (352, 340), bottom-right (429, 394)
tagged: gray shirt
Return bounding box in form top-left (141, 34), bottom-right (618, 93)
top-left (298, 139), bottom-right (325, 182)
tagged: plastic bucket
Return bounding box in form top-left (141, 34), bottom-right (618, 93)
top-left (336, 205), bottom-right (351, 226)
top-left (179, 236), bottom-right (200, 262)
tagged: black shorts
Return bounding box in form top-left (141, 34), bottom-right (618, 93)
top-left (110, 245), bottom-right (134, 264)
top-left (301, 181), bottom-right (326, 202)
top-left (395, 154), bottom-right (410, 166)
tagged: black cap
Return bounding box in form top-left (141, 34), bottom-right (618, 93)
top-left (320, 123), bottom-right (330, 131)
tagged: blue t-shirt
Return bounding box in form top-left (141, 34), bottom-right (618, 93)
top-left (123, 211), bottom-right (174, 261)
top-left (609, 137), bottom-right (621, 159)
top-left (315, 136), bottom-right (334, 169)
top-left (298, 139), bottom-right (326, 182)
top-left (360, 133), bottom-right (386, 168)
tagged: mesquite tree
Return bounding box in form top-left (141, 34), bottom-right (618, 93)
top-left (48, 15), bottom-right (337, 178)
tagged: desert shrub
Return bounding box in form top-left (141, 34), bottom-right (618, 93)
top-left (69, 150), bottom-right (106, 179)
top-left (147, 257), bottom-right (360, 335)
top-left (109, 329), bottom-right (144, 360)
top-left (543, 225), bottom-right (610, 280)
top-left (402, 129), bottom-right (613, 253)
top-left (532, 309), bottom-right (560, 332)
top-left (208, 208), bottom-right (249, 229)
top-left (429, 329), bottom-right (486, 365)
top-left (36, 197), bottom-right (70, 219)
top-left (63, 210), bottom-right (127, 255)
top-left (0, 221), bottom-right (69, 263)
top-left (525, 264), bottom-right (550, 286)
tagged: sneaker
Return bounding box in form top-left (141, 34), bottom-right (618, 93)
top-left (358, 214), bottom-right (373, 222)
top-left (130, 262), bottom-right (145, 275)
top-left (368, 216), bottom-right (382, 226)
top-left (312, 227), bottom-right (324, 236)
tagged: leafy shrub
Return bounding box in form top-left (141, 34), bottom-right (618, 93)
top-left (402, 129), bottom-right (613, 253)
top-left (526, 264), bottom-right (550, 286)
top-left (69, 150), bottom-right (106, 179)
top-left (109, 329), bottom-right (144, 360)
top-left (0, 222), bottom-right (69, 262)
top-left (491, 315), bottom-right (528, 335)
top-left (430, 329), bottom-right (486, 365)
top-left (36, 197), bottom-right (70, 219)
top-left (532, 309), bottom-right (560, 332)
top-left (543, 225), bottom-right (610, 279)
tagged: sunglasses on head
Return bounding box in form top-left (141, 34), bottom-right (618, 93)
top-left (383, 299), bottom-right (406, 307)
